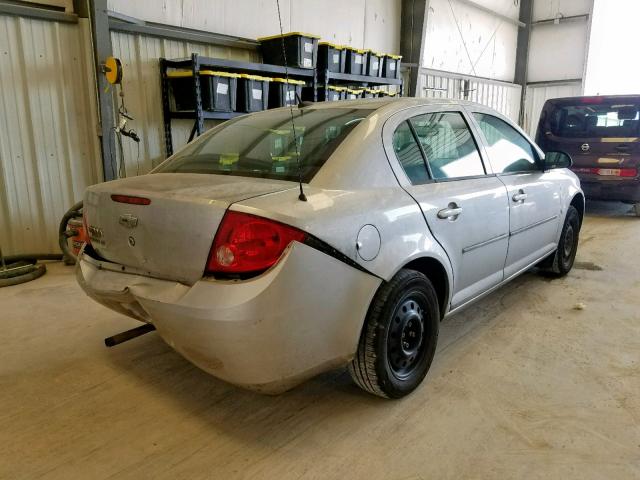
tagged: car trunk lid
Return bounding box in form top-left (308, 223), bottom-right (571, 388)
top-left (84, 173), bottom-right (295, 284)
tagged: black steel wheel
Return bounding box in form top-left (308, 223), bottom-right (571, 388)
top-left (542, 205), bottom-right (580, 277)
top-left (349, 269), bottom-right (440, 399)
top-left (387, 296), bottom-right (428, 379)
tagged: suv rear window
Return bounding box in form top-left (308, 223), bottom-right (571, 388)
top-left (154, 108), bottom-right (374, 182)
top-left (546, 100), bottom-right (640, 138)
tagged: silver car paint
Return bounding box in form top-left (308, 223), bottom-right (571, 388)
top-left (380, 104), bottom-right (511, 308)
top-left (85, 173), bottom-right (294, 284)
top-left (77, 98), bottom-right (583, 392)
top-left (78, 241), bottom-right (381, 393)
top-left (464, 104), bottom-right (581, 278)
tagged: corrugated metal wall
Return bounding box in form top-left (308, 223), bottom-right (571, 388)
top-left (419, 68), bottom-right (522, 122)
top-left (523, 81), bottom-right (583, 137)
top-left (110, 32), bottom-right (258, 176)
top-left (0, 16), bottom-right (100, 255)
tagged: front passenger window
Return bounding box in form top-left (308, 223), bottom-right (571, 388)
top-left (473, 113), bottom-right (539, 174)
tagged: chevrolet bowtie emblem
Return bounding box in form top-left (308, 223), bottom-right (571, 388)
top-left (119, 214), bottom-right (139, 228)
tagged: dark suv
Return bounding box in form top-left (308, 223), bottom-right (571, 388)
top-left (536, 95), bottom-right (640, 215)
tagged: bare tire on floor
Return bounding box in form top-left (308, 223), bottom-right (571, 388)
top-left (349, 269), bottom-right (440, 399)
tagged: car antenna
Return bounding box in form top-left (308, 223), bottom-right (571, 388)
top-left (275, 0), bottom-right (307, 201)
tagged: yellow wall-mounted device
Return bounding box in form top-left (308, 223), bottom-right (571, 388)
top-left (104, 56), bottom-right (123, 85)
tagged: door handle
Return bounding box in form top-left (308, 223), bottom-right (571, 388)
top-left (512, 191), bottom-right (527, 203)
top-left (437, 204), bottom-right (463, 219)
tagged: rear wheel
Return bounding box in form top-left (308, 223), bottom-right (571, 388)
top-left (541, 205), bottom-right (580, 277)
top-left (349, 269), bottom-right (439, 399)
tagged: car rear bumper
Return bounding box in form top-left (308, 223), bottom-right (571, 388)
top-left (578, 178), bottom-right (640, 203)
top-left (76, 243), bottom-right (381, 393)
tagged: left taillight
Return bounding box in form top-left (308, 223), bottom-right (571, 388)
top-left (205, 211), bottom-right (307, 275)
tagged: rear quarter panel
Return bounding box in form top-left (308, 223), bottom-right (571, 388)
top-left (232, 186), bottom-right (453, 286)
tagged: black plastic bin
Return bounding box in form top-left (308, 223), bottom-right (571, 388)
top-left (345, 88), bottom-right (363, 100)
top-left (345, 47), bottom-right (366, 75)
top-left (362, 87), bottom-right (377, 99)
top-left (167, 70), bottom-right (239, 112)
top-left (258, 32), bottom-right (320, 69)
top-left (269, 77), bottom-right (305, 107)
top-left (318, 42), bottom-right (346, 73)
top-left (383, 54), bottom-right (402, 79)
top-left (237, 74), bottom-right (271, 112)
top-left (378, 89), bottom-right (398, 98)
top-left (365, 51), bottom-right (383, 77)
top-left (319, 85), bottom-right (345, 101)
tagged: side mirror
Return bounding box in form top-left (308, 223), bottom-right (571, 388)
top-left (544, 150), bottom-right (573, 169)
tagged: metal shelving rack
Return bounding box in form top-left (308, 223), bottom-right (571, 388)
top-left (318, 70), bottom-right (404, 97)
top-left (160, 53), bottom-right (317, 156)
top-left (160, 52), bottom-right (403, 156)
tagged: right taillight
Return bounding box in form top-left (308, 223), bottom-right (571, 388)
top-left (617, 168), bottom-right (638, 177)
top-left (205, 211), bottom-right (307, 275)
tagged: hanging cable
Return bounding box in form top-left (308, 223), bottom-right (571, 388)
top-left (275, 0), bottom-right (307, 202)
top-left (112, 83), bottom-right (141, 179)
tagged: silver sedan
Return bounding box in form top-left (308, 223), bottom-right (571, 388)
top-left (77, 98), bottom-right (583, 398)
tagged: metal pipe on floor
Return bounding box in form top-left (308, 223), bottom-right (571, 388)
top-left (104, 324), bottom-right (156, 347)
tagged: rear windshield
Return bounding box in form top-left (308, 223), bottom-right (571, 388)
top-left (154, 108), bottom-right (374, 182)
top-left (546, 100), bottom-right (640, 138)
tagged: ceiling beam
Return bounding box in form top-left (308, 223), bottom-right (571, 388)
top-left (0, 1), bottom-right (77, 22)
top-left (108, 15), bottom-right (258, 50)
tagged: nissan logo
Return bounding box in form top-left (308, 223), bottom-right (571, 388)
top-left (581, 143), bottom-right (590, 152)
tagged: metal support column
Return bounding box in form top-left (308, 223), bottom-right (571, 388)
top-left (159, 58), bottom-right (175, 156)
top-left (514, 0), bottom-right (533, 127)
top-left (88, 0), bottom-right (117, 180)
top-left (400, 0), bottom-right (430, 97)
top-left (190, 53), bottom-right (205, 137)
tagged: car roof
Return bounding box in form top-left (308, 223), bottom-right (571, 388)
top-left (302, 97), bottom-right (483, 113)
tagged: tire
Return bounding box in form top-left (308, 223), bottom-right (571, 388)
top-left (0, 263), bottom-right (46, 288)
top-left (633, 203), bottom-right (640, 217)
top-left (542, 205), bottom-right (580, 277)
top-left (349, 269), bottom-right (440, 399)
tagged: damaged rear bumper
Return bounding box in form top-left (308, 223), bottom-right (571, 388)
top-left (76, 242), bottom-right (381, 393)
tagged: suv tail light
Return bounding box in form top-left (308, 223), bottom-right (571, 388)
top-left (573, 167), bottom-right (637, 177)
top-left (206, 211), bottom-right (307, 275)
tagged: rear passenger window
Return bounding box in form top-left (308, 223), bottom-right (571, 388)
top-left (392, 121), bottom-right (429, 184)
top-left (410, 112), bottom-right (485, 179)
top-left (473, 113), bottom-right (539, 174)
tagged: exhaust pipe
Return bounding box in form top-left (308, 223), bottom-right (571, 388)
top-left (104, 323), bottom-right (156, 347)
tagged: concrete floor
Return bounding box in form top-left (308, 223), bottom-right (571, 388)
top-left (1, 200), bottom-right (639, 479)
